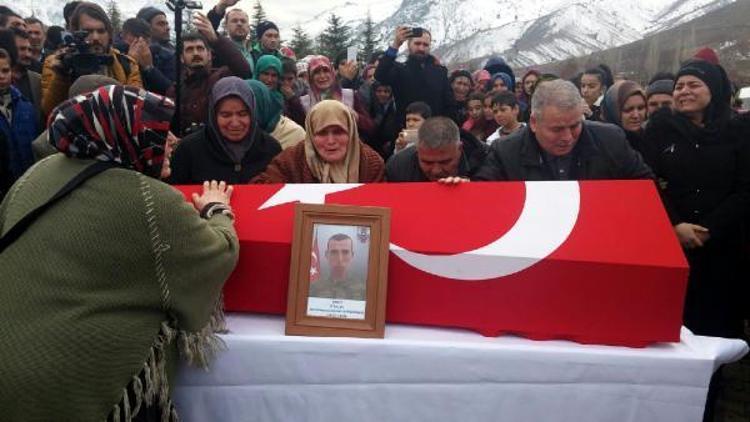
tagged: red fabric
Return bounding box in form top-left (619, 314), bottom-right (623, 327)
top-left (176, 181), bottom-right (688, 347)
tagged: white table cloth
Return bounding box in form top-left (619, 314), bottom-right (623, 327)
top-left (173, 314), bottom-right (748, 422)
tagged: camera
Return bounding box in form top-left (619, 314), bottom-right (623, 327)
top-left (60, 30), bottom-right (113, 79)
top-left (407, 27), bottom-right (424, 38)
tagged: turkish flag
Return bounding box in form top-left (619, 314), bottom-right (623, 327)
top-left (310, 229), bottom-right (320, 283)
top-left (176, 181), bottom-right (688, 347)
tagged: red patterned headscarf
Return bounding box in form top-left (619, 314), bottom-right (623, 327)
top-left (49, 85), bottom-right (175, 178)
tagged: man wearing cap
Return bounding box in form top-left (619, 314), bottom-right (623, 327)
top-left (646, 79), bottom-right (674, 117)
top-left (136, 7), bottom-right (176, 84)
top-left (251, 20), bottom-right (284, 64)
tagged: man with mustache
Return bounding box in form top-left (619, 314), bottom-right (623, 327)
top-left (473, 80), bottom-right (654, 181)
top-left (166, 12), bottom-right (252, 134)
top-left (10, 28), bottom-right (42, 113)
top-left (374, 26), bottom-right (457, 131)
top-left (40, 2), bottom-right (142, 116)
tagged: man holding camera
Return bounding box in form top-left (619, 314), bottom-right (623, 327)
top-left (41, 2), bottom-right (141, 116)
top-left (375, 26), bottom-right (457, 131)
top-left (166, 12), bottom-right (252, 134)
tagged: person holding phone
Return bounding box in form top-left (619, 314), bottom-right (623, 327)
top-left (374, 25), bottom-right (458, 135)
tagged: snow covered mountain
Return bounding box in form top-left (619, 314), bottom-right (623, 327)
top-left (10, 0), bottom-right (737, 67)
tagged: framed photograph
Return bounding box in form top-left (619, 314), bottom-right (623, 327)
top-left (286, 204), bottom-right (391, 338)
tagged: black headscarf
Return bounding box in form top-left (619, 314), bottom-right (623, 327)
top-left (207, 77), bottom-right (258, 164)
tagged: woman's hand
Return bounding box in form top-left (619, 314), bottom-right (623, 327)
top-left (192, 180), bottom-right (234, 211)
top-left (674, 223), bottom-right (710, 249)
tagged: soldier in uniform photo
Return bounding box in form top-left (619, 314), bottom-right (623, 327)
top-left (309, 233), bottom-right (367, 301)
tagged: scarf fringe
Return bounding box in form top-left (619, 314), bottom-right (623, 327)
top-left (174, 296), bottom-right (228, 369)
top-left (107, 295), bottom-right (227, 421)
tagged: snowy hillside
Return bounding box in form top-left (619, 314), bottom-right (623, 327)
top-left (10, 0), bottom-right (737, 66)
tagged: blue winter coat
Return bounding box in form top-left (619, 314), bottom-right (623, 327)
top-left (0, 86), bottom-right (40, 182)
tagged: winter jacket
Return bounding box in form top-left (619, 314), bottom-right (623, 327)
top-left (252, 141), bottom-right (385, 184)
top-left (206, 6), bottom-right (256, 73)
top-left (0, 86), bottom-right (40, 187)
top-left (169, 126), bottom-right (281, 185)
top-left (642, 108), bottom-right (750, 338)
top-left (473, 121), bottom-right (654, 181)
top-left (374, 50), bottom-right (457, 125)
top-left (14, 69), bottom-right (42, 113)
top-left (41, 49), bottom-right (142, 116)
top-left (386, 129), bottom-right (488, 182)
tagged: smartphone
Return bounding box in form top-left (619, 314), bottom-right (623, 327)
top-left (346, 46), bottom-right (358, 63)
top-left (404, 129), bottom-right (418, 147)
top-left (407, 27), bottom-right (424, 38)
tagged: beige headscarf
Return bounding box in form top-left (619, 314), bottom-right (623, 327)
top-left (304, 100), bottom-right (361, 183)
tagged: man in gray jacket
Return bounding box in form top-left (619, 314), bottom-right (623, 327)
top-left (473, 79), bottom-right (654, 181)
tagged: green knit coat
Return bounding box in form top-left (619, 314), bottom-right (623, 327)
top-left (0, 154), bottom-right (239, 421)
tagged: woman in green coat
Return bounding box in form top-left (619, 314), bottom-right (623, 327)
top-left (0, 85), bottom-right (239, 421)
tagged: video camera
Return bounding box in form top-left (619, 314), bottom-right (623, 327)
top-left (60, 30), bottom-right (113, 79)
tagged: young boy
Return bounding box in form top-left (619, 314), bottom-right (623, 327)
top-left (393, 101), bottom-right (431, 154)
top-left (486, 91), bottom-right (524, 145)
top-left (0, 47), bottom-right (39, 197)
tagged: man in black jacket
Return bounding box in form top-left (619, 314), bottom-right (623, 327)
top-left (474, 79), bottom-right (654, 181)
top-left (387, 117), bottom-right (487, 182)
top-left (375, 26), bottom-right (457, 128)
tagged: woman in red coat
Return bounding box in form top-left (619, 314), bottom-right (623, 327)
top-left (254, 100), bottom-right (384, 183)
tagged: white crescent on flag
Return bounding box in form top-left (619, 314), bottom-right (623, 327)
top-left (258, 182), bottom-right (580, 280)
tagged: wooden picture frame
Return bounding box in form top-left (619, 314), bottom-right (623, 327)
top-left (286, 203), bottom-right (391, 338)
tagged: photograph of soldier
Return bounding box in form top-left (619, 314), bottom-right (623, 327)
top-left (308, 226), bottom-right (369, 301)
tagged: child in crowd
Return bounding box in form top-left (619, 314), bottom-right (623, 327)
top-left (486, 91), bottom-right (525, 145)
top-left (460, 93), bottom-right (498, 142)
top-left (393, 101), bottom-right (431, 154)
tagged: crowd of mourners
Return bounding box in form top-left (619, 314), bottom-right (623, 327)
top-left (0, 2), bottom-right (747, 421)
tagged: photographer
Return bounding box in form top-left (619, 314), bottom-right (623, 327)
top-left (40, 2), bottom-right (142, 116)
top-left (374, 26), bottom-right (457, 130)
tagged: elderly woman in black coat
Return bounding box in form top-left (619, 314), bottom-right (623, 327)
top-left (644, 59), bottom-right (750, 340)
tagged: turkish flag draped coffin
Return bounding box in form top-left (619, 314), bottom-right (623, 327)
top-left (176, 181), bottom-right (688, 347)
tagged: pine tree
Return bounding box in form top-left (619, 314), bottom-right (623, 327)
top-left (106, 0), bottom-right (122, 34)
top-left (317, 13), bottom-right (351, 61)
top-left (359, 11), bottom-right (379, 62)
top-left (250, 0), bottom-right (268, 43)
top-left (182, 10), bottom-right (196, 34)
top-left (289, 25), bottom-right (314, 58)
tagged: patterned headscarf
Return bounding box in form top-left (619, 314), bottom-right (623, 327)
top-left (49, 85), bottom-right (175, 178)
top-left (307, 55), bottom-right (343, 103)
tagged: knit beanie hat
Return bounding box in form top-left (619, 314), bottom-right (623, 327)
top-left (676, 59), bottom-right (731, 124)
top-left (693, 47), bottom-right (720, 65)
top-left (645, 79), bottom-right (674, 99)
top-left (68, 75), bottom-right (119, 98)
top-left (450, 69), bottom-right (474, 86)
top-left (136, 7), bottom-right (165, 24)
top-left (255, 20), bottom-right (279, 40)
